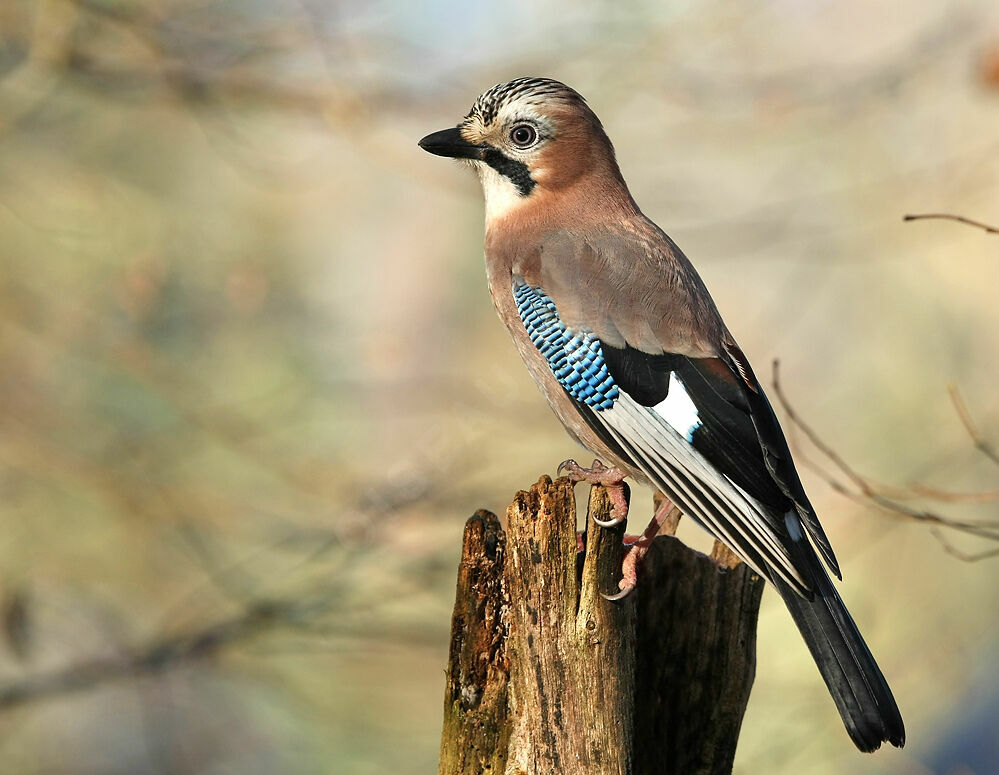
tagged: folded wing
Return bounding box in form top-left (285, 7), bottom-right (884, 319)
top-left (513, 278), bottom-right (816, 594)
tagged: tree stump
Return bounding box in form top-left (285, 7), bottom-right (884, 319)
top-left (439, 475), bottom-right (765, 775)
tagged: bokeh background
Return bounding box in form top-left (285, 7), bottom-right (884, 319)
top-left (1, 1), bottom-right (998, 773)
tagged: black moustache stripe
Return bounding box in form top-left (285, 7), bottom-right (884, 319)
top-left (481, 148), bottom-right (536, 197)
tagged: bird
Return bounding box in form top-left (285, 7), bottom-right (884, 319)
top-left (419, 77), bottom-right (904, 753)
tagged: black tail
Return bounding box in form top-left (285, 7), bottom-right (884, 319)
top-left (772, 554), bottom-right (905, 752)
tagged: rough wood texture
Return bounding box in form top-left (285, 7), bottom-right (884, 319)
top-left (505, 477), bottom-right (635, 775)
top-left (439, 510), bottom-right (510, 775)
top-left (634, 536), bottom-right (764, 775)
top-left (439, 476), bottom-right (765, 775)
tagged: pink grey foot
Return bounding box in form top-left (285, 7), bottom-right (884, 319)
top-left (557, 458), bottom-right (629, 526)
top-left (603, 496), bottom-right (678, 602)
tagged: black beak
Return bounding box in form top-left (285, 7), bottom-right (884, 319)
top-left (418, 127), bottom-right (486, 160)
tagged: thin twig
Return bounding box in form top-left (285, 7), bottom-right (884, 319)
top-left (929, 528), bottom-right (999, 562)
top-left (948, 384), bottom-right (999, 467)
top-left (903, 213), bottom-right (999, 234)
top-left (770, 360), bottom-right (999, 555)
top-left (907, 483), bottom-right (999, 503)
top-left (771, 360), bottom-right (878, 497)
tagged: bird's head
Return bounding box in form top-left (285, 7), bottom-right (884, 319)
top-left (419, 78), bottom-right (631, 226)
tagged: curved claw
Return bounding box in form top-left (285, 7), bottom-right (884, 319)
top-left (602, 584), bottom-right (636, 602)
top-left (593, 514), bottom-right (625, 528)
top-left (556, 459), bottom-right (577, 477)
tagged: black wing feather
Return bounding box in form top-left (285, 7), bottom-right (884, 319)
top-left (600, 345), bottom-right (674, 405)
top-left (675, 358), bottom-right (788, 511)
top-left (719, 339), bottom-right (840, 577)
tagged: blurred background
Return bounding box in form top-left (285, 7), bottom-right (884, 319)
top-left (0, 1), bottom-right (997, 773)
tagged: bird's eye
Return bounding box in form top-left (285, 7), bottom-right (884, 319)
top-left (509, 124), bottom-right (538, 148)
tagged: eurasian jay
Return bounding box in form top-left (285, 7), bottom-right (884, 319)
top-left (419, 77), bottom-right (904, 752)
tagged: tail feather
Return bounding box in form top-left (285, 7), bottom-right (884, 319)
top-left (772, 555), bottom-right (905, 752)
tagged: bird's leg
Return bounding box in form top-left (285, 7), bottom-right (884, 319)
top-left (557, 458), bottom-right (629, 526)
top-left (603, 496), bottom-right (680, 602)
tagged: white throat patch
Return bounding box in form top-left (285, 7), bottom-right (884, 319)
top-left (475, 162), bottom-right (527, 222)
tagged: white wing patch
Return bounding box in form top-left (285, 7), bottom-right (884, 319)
top-left (652, 372), bottom-right (702, 442)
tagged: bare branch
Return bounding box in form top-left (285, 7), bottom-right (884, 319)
top-left (903, 213), bottom-right (999, 234)
top-left (930, 528), bottom-right (999, 562)
top-left (771, 360), bottom-right (999, 557)
top-left (0, 598), bottom-right (308, 710)
top-left (948, 384), bottom-right (999, 467)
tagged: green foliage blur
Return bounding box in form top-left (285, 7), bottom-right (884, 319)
top-left (1, 1), bottom-right (998, 773)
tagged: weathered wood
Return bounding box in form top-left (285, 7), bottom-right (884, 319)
top-left (439, 476), bottom-right (765, 775)
top-left (504, 476), bottom-right (634, 775)
top-left (634, 536), bottom-right (764, 775)
top-left (439, 510), bottom-right (510, 775)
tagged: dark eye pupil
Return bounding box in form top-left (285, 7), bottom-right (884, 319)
top-left (511, 125), bottom-right (536, 146)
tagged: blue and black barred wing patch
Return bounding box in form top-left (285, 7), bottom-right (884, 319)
top-left (513, 281), bottom-right (618, 410)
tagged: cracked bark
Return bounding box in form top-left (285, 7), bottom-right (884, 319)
top-left (439, 476), bottom-right (764, 775)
